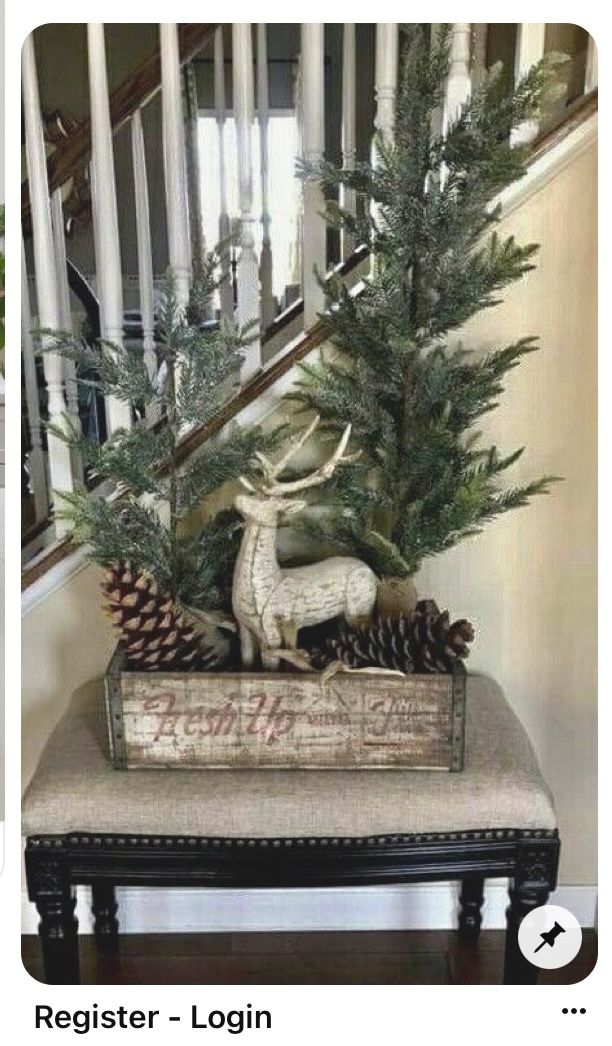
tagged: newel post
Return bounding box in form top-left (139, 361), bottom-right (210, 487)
top-left (87, 23), bottom-right (133, 433)
top-left (233, 23), bottom-right (262, 380)
top-left (22, 33), bottom-right (74, 527)
top-left (300, 23), bottom-right (326, 327)
top-left (160, 23), bottom-right (192, 313)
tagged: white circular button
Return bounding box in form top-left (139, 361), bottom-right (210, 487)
top-left (518, 904), bottom-right (583, 969)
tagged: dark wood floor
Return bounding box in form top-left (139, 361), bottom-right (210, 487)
top-left (22, 929), bottom-right (597, 985)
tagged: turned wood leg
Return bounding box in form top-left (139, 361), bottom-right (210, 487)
top-left (458, 876), bottom-right (484, 941)
top-left (34, 885), bottom-right (79, 984)
top-left (91, 882), bottom-right (119, 954)
top-left (503, 839), bottom-right (559, 984)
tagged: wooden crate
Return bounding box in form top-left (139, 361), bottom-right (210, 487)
top-left (105, 647), bottom-right (466, 771)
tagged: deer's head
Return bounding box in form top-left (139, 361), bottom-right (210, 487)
top-left (235, 416), bottom-right (358, 528)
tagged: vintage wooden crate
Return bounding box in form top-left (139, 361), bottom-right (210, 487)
top-left (105, 647), bottom-right (466, 771)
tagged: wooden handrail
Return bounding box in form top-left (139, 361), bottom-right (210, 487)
top-left (21, 24), bottom-right (218, 228)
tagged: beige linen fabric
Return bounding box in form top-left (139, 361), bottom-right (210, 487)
top-left (22, 675), bottom-right (556, 838)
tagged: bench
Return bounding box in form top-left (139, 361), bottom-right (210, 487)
top-left (22, 674), bottom-right (559, 984)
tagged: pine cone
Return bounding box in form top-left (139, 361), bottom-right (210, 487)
top-left (101, 563), bottom-right (222, 671)
top-left (309, 600), bottom-right (475, 675)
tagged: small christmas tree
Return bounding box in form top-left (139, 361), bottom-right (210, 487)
top-left (291, 25), bottom-right (562, 581)
top-left (44, 259), bottom-right (282, 622)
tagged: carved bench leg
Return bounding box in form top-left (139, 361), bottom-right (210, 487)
top-left (91, 883), bottom-right (119, 954)
top-left (503, 839), bottom-right (559, 984)
top-left (34, 888), bottom-right (79, 984)
top-left (458, 876), bottom-right (484, 941)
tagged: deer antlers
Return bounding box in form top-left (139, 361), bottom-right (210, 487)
top-left (240, 416), bottom-right (359, 497)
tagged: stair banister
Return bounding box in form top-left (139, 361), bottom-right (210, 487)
top-left (160, 23), bottom-right (192, 313)
top-left (300, 23), bottom-right (326, 327)
top-left (443, 24), bottom-right (472, 133)
top-left (214, 27), bottom-right (234, 323)
top-left (341, 23), bottom-right (357, 261)
top-left (233, 23), bottom-right (262, 380)
top-left (130, 109), bottom-right (159, 422)
top-left (512, 24), bottom-right (546, 145)
top-left (21, 235), bottom-right (49, 524)
top-left (374, 23), bottom-right (398, 150)
top-left (257, 24), bottom-right (275, 332)
top-left (22, 33), bottom-right (75, 529)
top-left (87, 23), bottom-right (133, 433)
top-left (50, 187), bottom-right (84, 483)
top-left (585, 34), bottom-right (598, 93)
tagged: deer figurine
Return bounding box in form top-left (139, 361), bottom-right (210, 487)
top-left (233, 416), bottom-right (378, 670)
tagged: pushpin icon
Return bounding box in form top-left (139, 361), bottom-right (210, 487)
top-left (534, 921), bottom-right (566, 953)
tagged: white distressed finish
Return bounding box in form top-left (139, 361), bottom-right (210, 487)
top-left (300, 24), bottom-right (326, 326)
top-left (584, 34), bottom-right (598, 93)
top-left (257, 24), bottom-right (275, 331)
top-left (233, 418), bottom-right (377, 669)
top-left (22, 34), bottom-right (74, 524)
top-left (160, 23), bottom-right (192, 312)
top-left (374, 23), bottom-right (398, 148)
top-left (50, 188), bottom-right (84, 483)
top-left (340, 23), bottom-right (357, 260)
top-left (214, 28), bottom-right (234, 322)
top-left (130, 110), bottom-right (159, 420)
top-left (443, 24), bottom-right (472, 133)
top-left (21, 236), bottom-right (48, 522)
top-left (87, 23), bottom-right (133, 434)
top-left (512, 23), bottom-right (546, 145)
top-left (232, 23), bottom-right (261, 378)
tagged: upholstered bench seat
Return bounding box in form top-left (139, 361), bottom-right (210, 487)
top-left (23, 675), bottom-right (555, 839)
top-left (23, 674), bottom-right (559, 986)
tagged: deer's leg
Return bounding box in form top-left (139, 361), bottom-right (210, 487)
top-left (279, 620), bottom-right (299, 649)
top-left (261, 613), bottom-right (282, 671)
top-left (239, 627), bottom-right (258, 669)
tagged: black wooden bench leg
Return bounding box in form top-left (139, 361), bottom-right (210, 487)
top-left (34, 886), bottom-right (79, 984)
top-left (92, 883), bottom-right (119, 955)
top-left (503, 840), bottom-right (558, 984)
top-left (458, 876), bottom-right (484, 941)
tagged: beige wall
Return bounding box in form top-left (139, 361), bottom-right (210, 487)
top-left (22, 135), bottom-right (597, 887)
top-left (418, 139), bottom-right (597, 885)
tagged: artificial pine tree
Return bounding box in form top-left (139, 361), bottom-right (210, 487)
top-left (43, 259), bottom-right (283, 661)
top-left (291, 25), bottom-right (563, 583)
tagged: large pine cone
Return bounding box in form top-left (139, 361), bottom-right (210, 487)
top-left (309, 600), bottom-right (475, 674)
top-left (102, 563), bottom-right (222, 671)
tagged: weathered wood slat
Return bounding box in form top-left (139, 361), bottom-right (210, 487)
top-left (105, 650), bottom-right (466, 771)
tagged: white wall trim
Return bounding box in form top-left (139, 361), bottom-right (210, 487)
top-left (498, 112), bottom-right (597, 220)
top-left (21, 543), bottom-right (89, 616)
top-left (21, 882), bottom-right (597, 935)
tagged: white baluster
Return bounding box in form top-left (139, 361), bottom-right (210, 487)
top-left (443, 24), bottom-right (472, 133)
top-left (50, 187), bottom-right (84, 482)
top-left (21, 236), bottom-right (49, 522)
top-left (160, 23), bottom-right (192, 312)
top-left (131, 110), bottom-right (159, 422)
top-left (233, 23), bottom-right (261, 379)
top-left (87, 23), bottom-right (133, 433)
top-left (585, 34), bottom-right (598, 93)
top-left (214, 28), bottom-right (234, 322)
top-left (374, 24), bottom-right (398, 150)
top-left (22, 33), bottom-right (74, 527)
top-left (341, 23), bottom-right (357, 260)
top-left (257, 23), bottom-right (275, 331)
top-left (301, 23), bottom-right (326, 327)
top-left (512, 23), bottom-right (546, 145)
